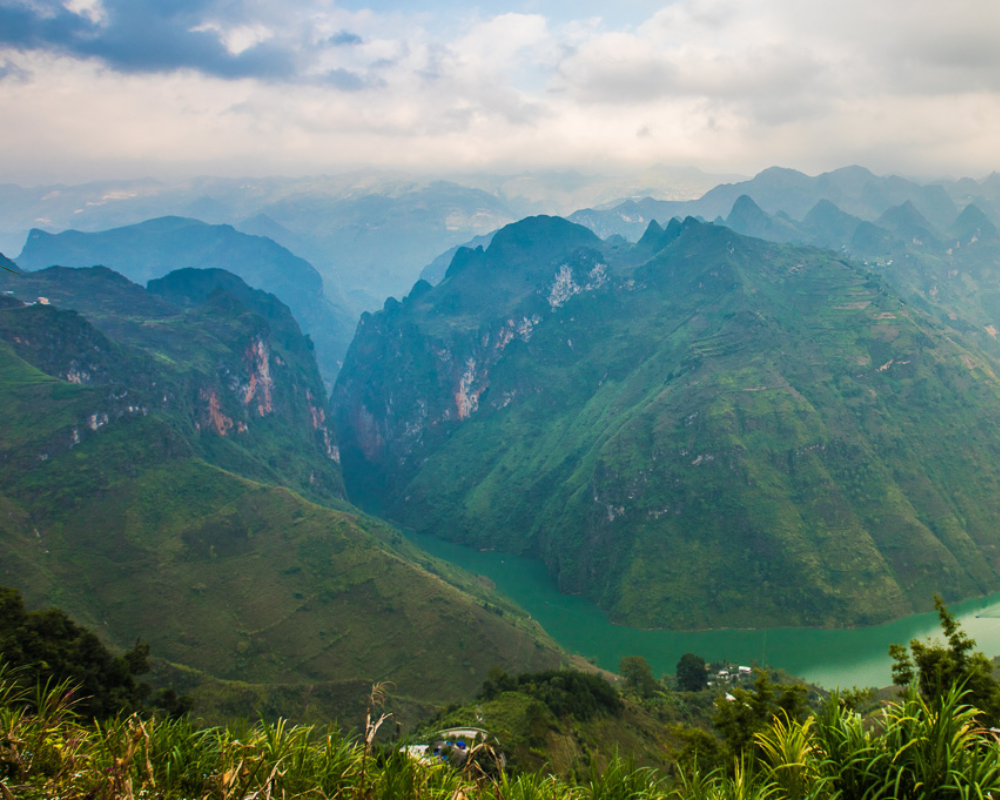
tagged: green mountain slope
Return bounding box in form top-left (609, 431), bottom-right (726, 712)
top-left (334, 216), bottom-right (1000, 630)
top-left (0, 266), bottom-right (343, 504)
top-left (0, 270), bottom-right (567, 720)
top-left (712, 199), bottom-right (1000, 369)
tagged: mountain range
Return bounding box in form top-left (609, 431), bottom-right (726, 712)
top-left (711, 196), bottom-right (1000, 366)
top-left (0, 167), bottom-right (737, 318)
top-left (568, 166), bottom-right (1000, 242)
top-left (9, 161), bottom-right (1000, 713)
top-left (333, 214), bottom-right (1000, 630)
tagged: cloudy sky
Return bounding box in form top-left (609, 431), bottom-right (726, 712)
top-left (1, 0), bottom-right (999, 184)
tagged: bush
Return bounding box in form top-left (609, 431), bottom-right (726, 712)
top-left (480, 668), bottom-right (621, 720)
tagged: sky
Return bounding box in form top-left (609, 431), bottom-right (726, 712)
top-left (1, 0), bottom-right (1000, 185)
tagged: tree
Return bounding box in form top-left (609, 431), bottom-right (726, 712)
top-left (619, 655), bottom-right (659, 698)
top-left (480, 668), bottom-right (622, 719)
top-left (889, 594), bottom-right (1000, 724)
top-left (671, 724), bottom-right (724, 774)
top-left (676, 652), bottom-right (708, 692)
top-left (712, 670), bottom-right (809, 757)
top-left (479, 666), bottom-right (517, 699)
top-left (0, 585), bottom-right (190, 719)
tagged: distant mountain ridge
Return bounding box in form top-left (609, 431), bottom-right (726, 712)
top-left (334, 214), bottom-right (1000, 630)
top-left (567, 165), bottom-right (1000, 242)
top-left (0, 168), bottom-right (736, 316)
top-left (5, 165), bottom-right (998, 317)
top-left (16, 216), bottom-right (353, 382)
top-left (691, 191), bottom-right (1000, 373)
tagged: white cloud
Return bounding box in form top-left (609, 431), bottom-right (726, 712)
top-left (222, 24), bottom-right (274, 57)
top-left (64, 0), bottom-right (106, 25)
top-left (190, 21), bottom-right (275, 56)
top-left (552, 33), bottom-right (678, 104)
top-left (1, 0), bottom-right (1000, 182)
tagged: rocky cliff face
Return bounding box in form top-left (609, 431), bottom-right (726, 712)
top-left (332, 216), bottom-right (616, 508)
top-left (333, 215), bottom-right (1000, 630)
top-left (0, 266), bottom-right (343, 503)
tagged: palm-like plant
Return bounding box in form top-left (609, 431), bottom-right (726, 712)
top-left (754, 713), bottom-right (834, 800)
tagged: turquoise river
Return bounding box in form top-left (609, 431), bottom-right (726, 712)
top-left (407, 531), bottom-right (1000, 689)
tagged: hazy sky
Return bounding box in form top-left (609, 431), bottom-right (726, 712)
top-left (2, 0), bottom-right (999, 184)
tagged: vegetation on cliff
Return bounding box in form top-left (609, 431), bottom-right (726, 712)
top-left (334, 214), bottom-right (1000, 629)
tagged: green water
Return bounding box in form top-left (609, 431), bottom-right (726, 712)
top-left (408, 531), bottom-right (1000, 689)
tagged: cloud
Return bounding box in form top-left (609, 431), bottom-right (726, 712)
top-left (327, 30), bottom-right (362, 46)
top-left (0, 57), bottom-right (29, 81)
top-left (0, 0), bottom-right (375, 81)
top-left (321, 66), bottom-right (367, 90)
top-left (553, 33), bottom-right (679, 104)
top-left (0, 2), bottom-right (93, 51)
top-left (1, 0), bottom-right (1000, 181)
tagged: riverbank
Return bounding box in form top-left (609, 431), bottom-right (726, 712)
top-left (404, 530), bottom-right (1000, 689)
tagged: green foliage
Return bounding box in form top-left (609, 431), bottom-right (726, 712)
top-left (711, 671), bottom-right (809, 759)
top-left (0, 586), bottom-right (171, 719)
top-left (619, 656), bottom-right (660, 698)
top-left (670, 725), bottom-right (725, 775)
top-left (6, 665), bottom-right (1000, 800)
top-left (889, 594), bottom-right (1000, 724)
top-left (480, 668), bottom-right (621, 721)
top-left (426, 667), bottom-right (677, 776)
top-left (584, 750), bottom-right (663, 800)
top-left (676, 654), bottom-right (708, 693)
top-left (754, 714), bottom-right (831, 800)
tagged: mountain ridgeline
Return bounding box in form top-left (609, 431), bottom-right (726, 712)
top-left (566, 165), bottom-right (1000, 242)
top-left (567, 166), bottom-right (1000, 366)
top-left (16, 216), bottom-right (355, 382)
top-left (715, 196), bottom-right (1000, 367)
top-left (333, 214), bottom-right (1000, 630)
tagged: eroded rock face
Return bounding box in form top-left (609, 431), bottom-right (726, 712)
top-left (332, 216), bottom-right (612, 509)
top-left (241, 335), bottom-right (275, 416)
top-left (0, 266), bottom-right (345, 503)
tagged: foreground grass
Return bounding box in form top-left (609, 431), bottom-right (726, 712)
top-left (5, 669), bottom-right (1000, 800)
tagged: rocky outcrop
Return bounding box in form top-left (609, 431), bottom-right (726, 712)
top-left (332, 217), bottom-right (614, 508)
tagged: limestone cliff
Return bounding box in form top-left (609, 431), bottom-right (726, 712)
top-left (0, 266), bottom-right (344, 503)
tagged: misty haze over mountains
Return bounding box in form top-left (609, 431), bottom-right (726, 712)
top-left (6, 162), bottom-right (1000, 380)
top-left (5, 163), bottom-right (999, 311)
top-left (0, 166), bottom-right (739, 312)
top-left (12, 0), bottom-right (1000, 780)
